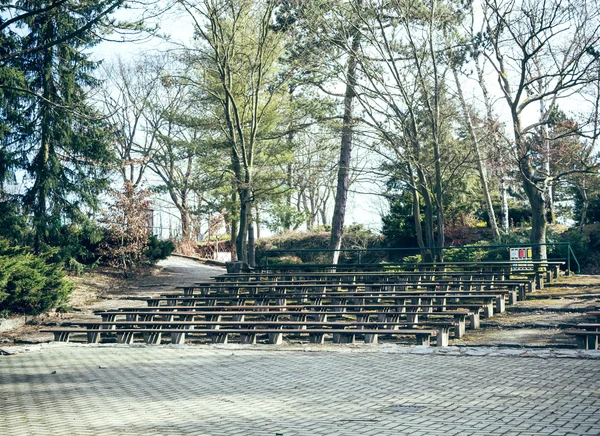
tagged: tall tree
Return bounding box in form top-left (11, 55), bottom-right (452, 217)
top-left (484, 0), bottom-right (600, 259)
top-left (181, 0), bottom-right (293, 263)
top-left (17, 0), bottom-right (117, 250)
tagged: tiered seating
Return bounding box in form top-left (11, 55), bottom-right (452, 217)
top-left (42, 260), bottom-right (554, 347)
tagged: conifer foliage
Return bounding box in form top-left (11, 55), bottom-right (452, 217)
top-left (0, 239), bottom-right (73, 315)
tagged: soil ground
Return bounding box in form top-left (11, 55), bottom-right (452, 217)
top-left (1, 257), bottom-right (598, 349)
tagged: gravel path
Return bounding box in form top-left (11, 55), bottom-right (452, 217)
top-left (132, 256), bottom-right (225, 291)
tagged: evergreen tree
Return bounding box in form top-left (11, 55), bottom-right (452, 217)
top-left (16, 0), bottom-right (116, 251)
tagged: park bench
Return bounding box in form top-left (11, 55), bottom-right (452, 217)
top-left (161, 289), bottom-right (509, 315)
top-left (57, 318), bottom-right (455, 345)
top-left (177, 281), bottom-right (523, 304)
top-left (565, 323), bottom-right (600, 350)
top-left (213, 272), bottom-right (535, 294)
top-left (95, 307), bottom-right (474, 338)
top-left (141, 292), bottom-right (499, 318)
top-left (42, 325), bottom-right (439, 346)
top-left (252, 260), bottom-right (564, 288)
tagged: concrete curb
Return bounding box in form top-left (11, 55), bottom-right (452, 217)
top-left (171, 253), bottom-right (226, 268)
top-left (2, 342), bottom-right (599, 360)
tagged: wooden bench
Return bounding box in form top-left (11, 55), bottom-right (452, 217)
top-left (41, 326), bottom-right (439, 346)
top-left (179, 281), bottom-right (525, 303)
top-left (252, 260), bottom-right (564, 287)
top-left (142, 293), bottom-right (499, 318)
top-left (211, 273), bottom-right (535, 300)
top-left (565, 323), bottom-right (600, 350)
top-left (95, 308), bottom-right (475, 338)
top-left (213, 273), bottom-right (535, 294)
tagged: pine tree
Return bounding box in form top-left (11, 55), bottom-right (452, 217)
top-left (17, 0), bottom-right (116, 251)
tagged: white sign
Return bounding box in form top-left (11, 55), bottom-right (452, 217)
top-left (510, 247), bottom-right (533, 271)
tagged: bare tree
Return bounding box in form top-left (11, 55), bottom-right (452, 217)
top-left (484, 0), bottom-right (600, 259)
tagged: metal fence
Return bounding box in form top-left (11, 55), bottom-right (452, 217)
top-left (263, 242), bottom-right (580, 273)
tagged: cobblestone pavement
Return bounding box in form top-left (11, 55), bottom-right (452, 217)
top-left (1, 345), bottom-right (599, 435)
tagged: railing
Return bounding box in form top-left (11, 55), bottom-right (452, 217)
top-left (263, 242), bottom-right (580, 274)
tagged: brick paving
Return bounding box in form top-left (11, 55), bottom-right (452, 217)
top-left (1, 344), bottom-right (599, 435)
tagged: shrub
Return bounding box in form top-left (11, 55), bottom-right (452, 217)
top-left (98, 184), bottom-right (150, 277)
top-left (145, 235), bottom-right (176, 264)
top-left (267, 255), bottom-right (303, 265)
top-left (0, 239), bottom-right (73, 315)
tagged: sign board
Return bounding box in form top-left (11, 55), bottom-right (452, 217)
top-left (510, 247), bottom-right (533, 271)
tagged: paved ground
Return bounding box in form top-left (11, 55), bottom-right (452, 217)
top-left (1, 344), bottom-right (599, 435)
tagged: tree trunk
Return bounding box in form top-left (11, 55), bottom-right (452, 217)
top-left (329, 30), bottom-right (361, 264)
top-left (451, 62), bottom-right (500, 240)
top-left (255, 205), bottom-right (261, 239)
top-left (32, 21), bottom-right (56, 253)
top-left (579, 185), bottom-right (588, 233)
top-left (522, 164), bottom-right (547, 260)
top-left (408, 163), bottom-right (425, 251)
top-left (539, 97), bottom-right (555, 224)
top-left (230, 190), bottom-right (238, 261)
top-left (500, 178), bottom-right (509, 232)
top-left (235, 187), bottom-right (251, 264)
top-left (416, 167), bottom-right (435, 263)
top-left (247, 219), bottom-right (256, 267)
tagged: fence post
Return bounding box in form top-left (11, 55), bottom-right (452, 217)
top-left (567, 243), bottom-right (571, 276)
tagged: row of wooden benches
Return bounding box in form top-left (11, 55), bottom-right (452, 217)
top-left (213, 271), bottom-right (542, 292)
top-left (42, 278), bottom-right (522, 346)
top-left (250, 260), bottom-right (565, 289)
top-left (42, 262), bottom-right (581, 348)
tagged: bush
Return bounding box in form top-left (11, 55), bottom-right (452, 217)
top-left (45, 220), bottom-right (105, 273)
top-left (145, 235), bottom-right (176, 264)
top-left (267, 255), bottom-right (303, 265)
top-left (98, 184), bottom-right (151, 277)
top-left (0, 239), bottom-right (73, 315)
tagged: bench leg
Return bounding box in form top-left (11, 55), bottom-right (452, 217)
top-left (495, 296), bottom-right (505, 313)
top-left (469, 313), bottom-right (480, 329)
top-left (101, 314), bottom-right (116, 330)
top-left (508, 290), bottom-right (517, 305)
top-left (86, 330), bottom-right (101, 344)
top-left (406, 309), bottom-right (419, 324)
top-left (241, 333), bottom-right (257, 345)
top-left (171, 333), bottom-right (186, 345)
top-left (435, 328), bottom-right (449, 347)
top-left (331, 307), bottom-right (346, 343)
top-left (309, 333), bottom-right (325, 344)
top-left (416, 335), bottom-right (430, 346)
top-left (364, 334), bottom-right (378, 344)
top-left (535, 273), bottom-right (544, 290)
top-left (454, 318), bottom-right (466, 338)
top-left (213, 333), bottom-right (228, 344)
top-left (587, 335), bottom-right (599, 350)
top-left (53, 332), bottom-right (71, 342)
top-left (483, 302), bottom-right (494, 318)
top-left (267, 332), bottom-right (283, 345)
top-left (333, 334), bottom-right (355, 344)
top-left (117, 332), bottom-right (134, 344)
top-left (144, 332), bottom-right (162, 345)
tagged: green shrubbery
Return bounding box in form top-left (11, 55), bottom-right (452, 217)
top-left (0, 239), bottom-right (73, 316)
top-left (145, 235), bottom-right (176, 264)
